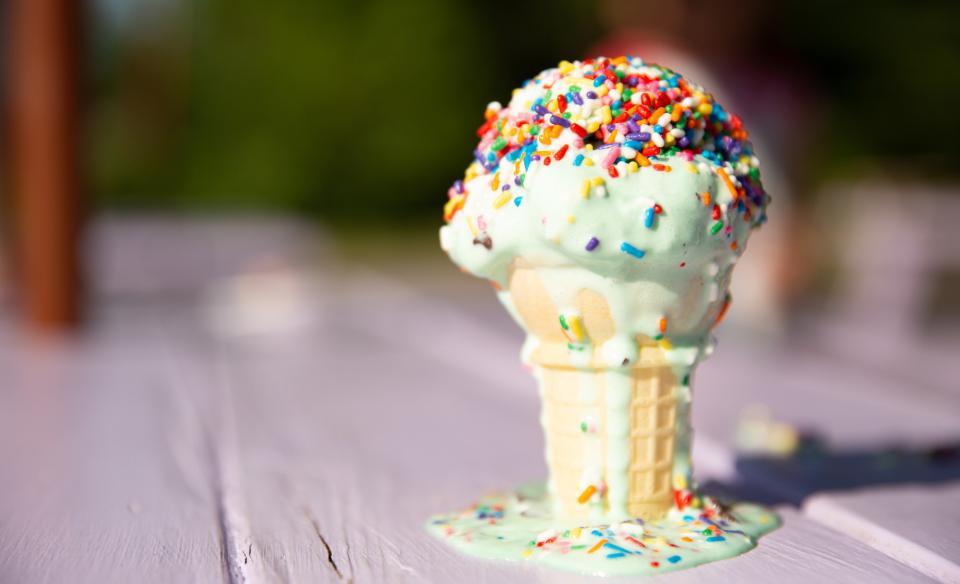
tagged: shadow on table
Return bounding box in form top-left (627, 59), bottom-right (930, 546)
top-left (702, 438), bottom-right (960, 506)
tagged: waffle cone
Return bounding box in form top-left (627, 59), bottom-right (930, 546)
top-left (509, 262), bottom-right (678, 521)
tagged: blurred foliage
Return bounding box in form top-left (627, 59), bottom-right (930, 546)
top-left (90, 0), bottom-right (599, 220)
top-left (90, 0), bottom-right (960, 221)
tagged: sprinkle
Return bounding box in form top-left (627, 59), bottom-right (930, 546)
top-left (668, 555), bottom-right (682, 564)
top-left (580, 179), bottom-right (591, 198)
top-left (707, 536), bottom-right (726, 542)
top-left (585, 237), bottom-right (600, 251)
top-left (577, 485), bottom-right (597, 505)
top-left (701, 191), bottom-right (711, 206)
top-left (608, 165), bottom-right (619, 178)
top-left (604, 542), bottom-right (632, 555)
top-left (513, 196), bottom-right (522, 207)
top-left (715, 294), bottom-right (732, 325)
top-left (658, 317), bottom-right (667, 334)
top-left (568, 315), bottom-right (586, 341)
top-left (493, 193), bottom-right (511, 209)
top-left (555, 144), bottom-right (569, 160)
top-left (549, 114), bottom-right (571, 128)
top-left (573, 153), bottom-right (585, 166)
top-left (711, 221), bottom-right (724, 235)
top-left (719, 168), bottom-right (739, 198)
top-left (620, 242), bottom-right (645, 259)
top-left (625, 536), bottom-right (646, 548)
top-left (644, 207), bottom-right (656, 228)
top-left (650, 561), bottom-right (660, 568)
top-left (587, 539), bottom-right (607, 554)
top-left (606, 552), bottom-right (626, 559)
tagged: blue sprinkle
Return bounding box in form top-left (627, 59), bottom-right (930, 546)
top-left (668, 555), bottom-right (682, 564)
top-left (653, 124), bottom-right (663, 133)
top-left (573, 154), bottom-right (585, 167)
top-left (624, 140), bottom-right (645, 150)
top-left (606, 552), bottom-right (626, 559)
top-left (707, 536), bottom-right (726, 542)
top-left (591, 529), bottom-right (604, 537)
top-left (593, 75), bottom-right (606, 87)
top-left (683, 515), bottom-right (695, 522)
top-left (620, 242), bottom-right (646, 259)
top-left (644, 207), bottom-right (655, 228)
top-left (513, 196), bottom-right (522, 207)
top-left (604, 542), bottom-right (632, 555)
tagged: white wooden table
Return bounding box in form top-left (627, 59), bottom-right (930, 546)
top-left (1, 218), bottom-right (958, 583)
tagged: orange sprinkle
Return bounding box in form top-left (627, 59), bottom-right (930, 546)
top-left (715, 295), bottom-right (732, 326)
top-left (719, 169), bottom-right (738, 198)
top-left (578, 485), bottom-right (597, 504)
top-left (587, 539), bottom-right (607, 554)
top-left (701, 191), bottom-right (711, 206)
top-left (635, 154), bottom-right (651, 167)
top-left (730, 241), bottom-right (738, 251)
top-left (658, 317), bottom-right (667, 334)
top-left (682, 536), bottom-right (693, 542)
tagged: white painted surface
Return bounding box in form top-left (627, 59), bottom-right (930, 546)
top-left (805, 484), bottom-right (960, 583)
top-left (0, 218), bottom-right (957, 582)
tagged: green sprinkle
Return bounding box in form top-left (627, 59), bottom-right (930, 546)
top-left (580, 421), bottom-right (588, 432)
top-left (491, 137), bottom-right (507, 151)
top-left (559, 315), bottom-right (569, 330)
top-left (711, 221), bottom-right (724, 235)
top-left (571, 545), bottom-right (587, 550)
top-left (569, 85), bottom-right (581, 92)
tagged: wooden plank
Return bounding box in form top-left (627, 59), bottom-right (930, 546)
top-left (805, 484), bottom-right (960, 583)
top-left (210, 281), bottom-right (936, 582)
top-left (0, 306), bottom-right (225, 583)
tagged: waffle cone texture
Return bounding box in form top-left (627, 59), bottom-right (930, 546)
top-left (509, 263), bottom-right (678, 521)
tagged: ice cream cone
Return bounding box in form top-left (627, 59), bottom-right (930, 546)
top-left (508, 262), bottom-right (678, 521)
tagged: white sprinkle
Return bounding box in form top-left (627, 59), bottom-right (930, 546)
top-left (651, 133), bottom-right (665, 148)
top-left (657, 113), bottom-right (672, 127)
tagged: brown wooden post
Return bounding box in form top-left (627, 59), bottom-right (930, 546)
top-left (7, 0), bottom-right (84, 329)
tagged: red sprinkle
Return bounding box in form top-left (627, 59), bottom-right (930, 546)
top-left (608, 165), bottom-right (619, 178)
top-left (712, 204), bottom-right (721, 220)
top-left (544, 156), bottom-right (552, 166)
top-left (651, 561), bottom-right (660, 568)
top-left (654, 204), bottom-right (663, 214)
top-left (555, 144), bottom-right (569, 161)
top-left (557, 94), bottom-right (567, 113)
top-left (570, 123), bottom-right (587, 138)
top-left (642, 144), bottom-right (660, 157)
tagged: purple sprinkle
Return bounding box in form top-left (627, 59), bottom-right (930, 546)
top-left (677, 136), bottom-right (691, 148)
top-left (501, 184), bottom-right (511, 191)
top-left (595, 143), bottom-right (618, 150)
top-left (626, 120), bottom-right (641, 134)
top-left (571, 92), bottom-right (584, 106)
top-left (549, 114), bottom-right (571, 128)
top-left (530, 154), bottom-right (541, 161)
top-left (533, 104), bottom-right (549, 116)
top-left (586, 91), bottom-right (598, 99)
top-left (585, 237), bottom-right (600, 251)
top-left (453, 179), bottom-right (464, 194)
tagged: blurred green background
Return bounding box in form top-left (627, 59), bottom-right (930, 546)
top-left (90, 0), bottom-right (960, 226)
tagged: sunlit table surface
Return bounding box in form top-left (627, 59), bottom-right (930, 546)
top-left (1, 217), bottom-right (958, 583)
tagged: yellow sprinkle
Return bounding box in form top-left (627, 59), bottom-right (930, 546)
top-left (583, 158), bottom-right (594, 167)
top-left (558, 60), bottom-right (575, 74)
top-left (580, 179), bottom-right (591, 198)
top-left (590, 177), bottom-right (605, 187)
top-left (665, 133), bottom-right (676, 145)
top-left (658, 338), bottom-right (673, 350)
top-left (572, 527), bottom-right (583, 539)
top-left (698, 103), bottom-right (713, 115)
top-left (577, 484), bottom-right (597, 503)
top-left (493, 192), bottom-right (511, 209)
top-left (598, 85), bottom-right (609, 97)
top-left (466, 216), bottom-right (478, 237)
top-left (490, 172), bottom-right (500, 191)
top-left (615, 82), bottom-right (624, 94)
top-left (687, 162), bottom-right (699, 174)
top-left (506, 126), bottom-right (517, 136)
top-left (627, 161), bottom-right (638, 173)
top-left (600, 106), bottom-right (612, 124)
top-left (673, 473), bottom-right (688, 490)
top-left (547, 100), bottom-right (559, 113)
top-left (567, 215), bottom-right (576, 224)
top-left (586, 121), bottom-right (601, 133)
top-left (584, 144), bottom-right (594, 151)
top-left (568, 316), bottom-right (586, 343)
top-left (522, 549), bottom-right (534, 558)
top-left (587, 539), bottom-right (607, 554)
